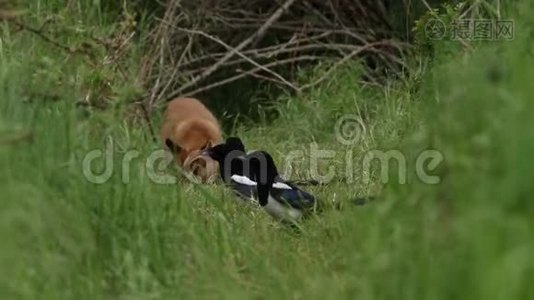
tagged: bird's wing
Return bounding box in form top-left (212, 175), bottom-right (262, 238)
top-left (228, 174), bottom-right (315, 209)
top-left (229, 175), bottom-right (258, 202)
top-left (270, 178), bottom-right (316, 209)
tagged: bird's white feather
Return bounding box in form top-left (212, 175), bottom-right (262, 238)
top-left (272, 182), bottom-right (292, 189)
top-left (231, 174), bottom-right (257, 186)
top-left (231, 175), bottom-right (293, 190)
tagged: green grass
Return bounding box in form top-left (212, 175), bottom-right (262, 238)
top-left (1, 1), bottom-right (534, 299)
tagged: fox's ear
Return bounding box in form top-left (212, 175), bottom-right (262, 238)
top-left (165, 139), bottom-right (182, 153)
top-left (202, 140), bottom-right (213, 150)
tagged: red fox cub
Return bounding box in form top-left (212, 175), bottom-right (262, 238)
top-left (160, 97), bottom-right (222, 183)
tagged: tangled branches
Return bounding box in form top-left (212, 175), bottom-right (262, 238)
top-left (138, 0), bottom-right (412, 110)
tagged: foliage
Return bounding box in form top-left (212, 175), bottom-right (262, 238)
top-left (1, 0), bottom-right (533, 299)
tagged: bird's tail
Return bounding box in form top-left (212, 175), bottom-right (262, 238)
top-left (286, 178), bottom-right (376, 206)
top-left (287, 179), bottom-right (323, 186)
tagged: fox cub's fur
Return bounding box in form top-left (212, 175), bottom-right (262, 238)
top-left (160, 97), bottom-right (222, 183)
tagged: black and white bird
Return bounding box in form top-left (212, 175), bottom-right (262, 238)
top-left (204, 137), bottom-right (247, 183)
top-left (204, 137), bottom-right (316, 222)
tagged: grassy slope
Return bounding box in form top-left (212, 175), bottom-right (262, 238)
top-left (1, 1), bottom-right (534, 299)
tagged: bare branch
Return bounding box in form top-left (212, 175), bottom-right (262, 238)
top-left (169, 26), bottom-right (299, 92)
top-left (164, 0), bottom-right (297, 98)
top-left (181, 55), bottom-right (324, 97)
top-left (299, 41), bottom-right (394, 91)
